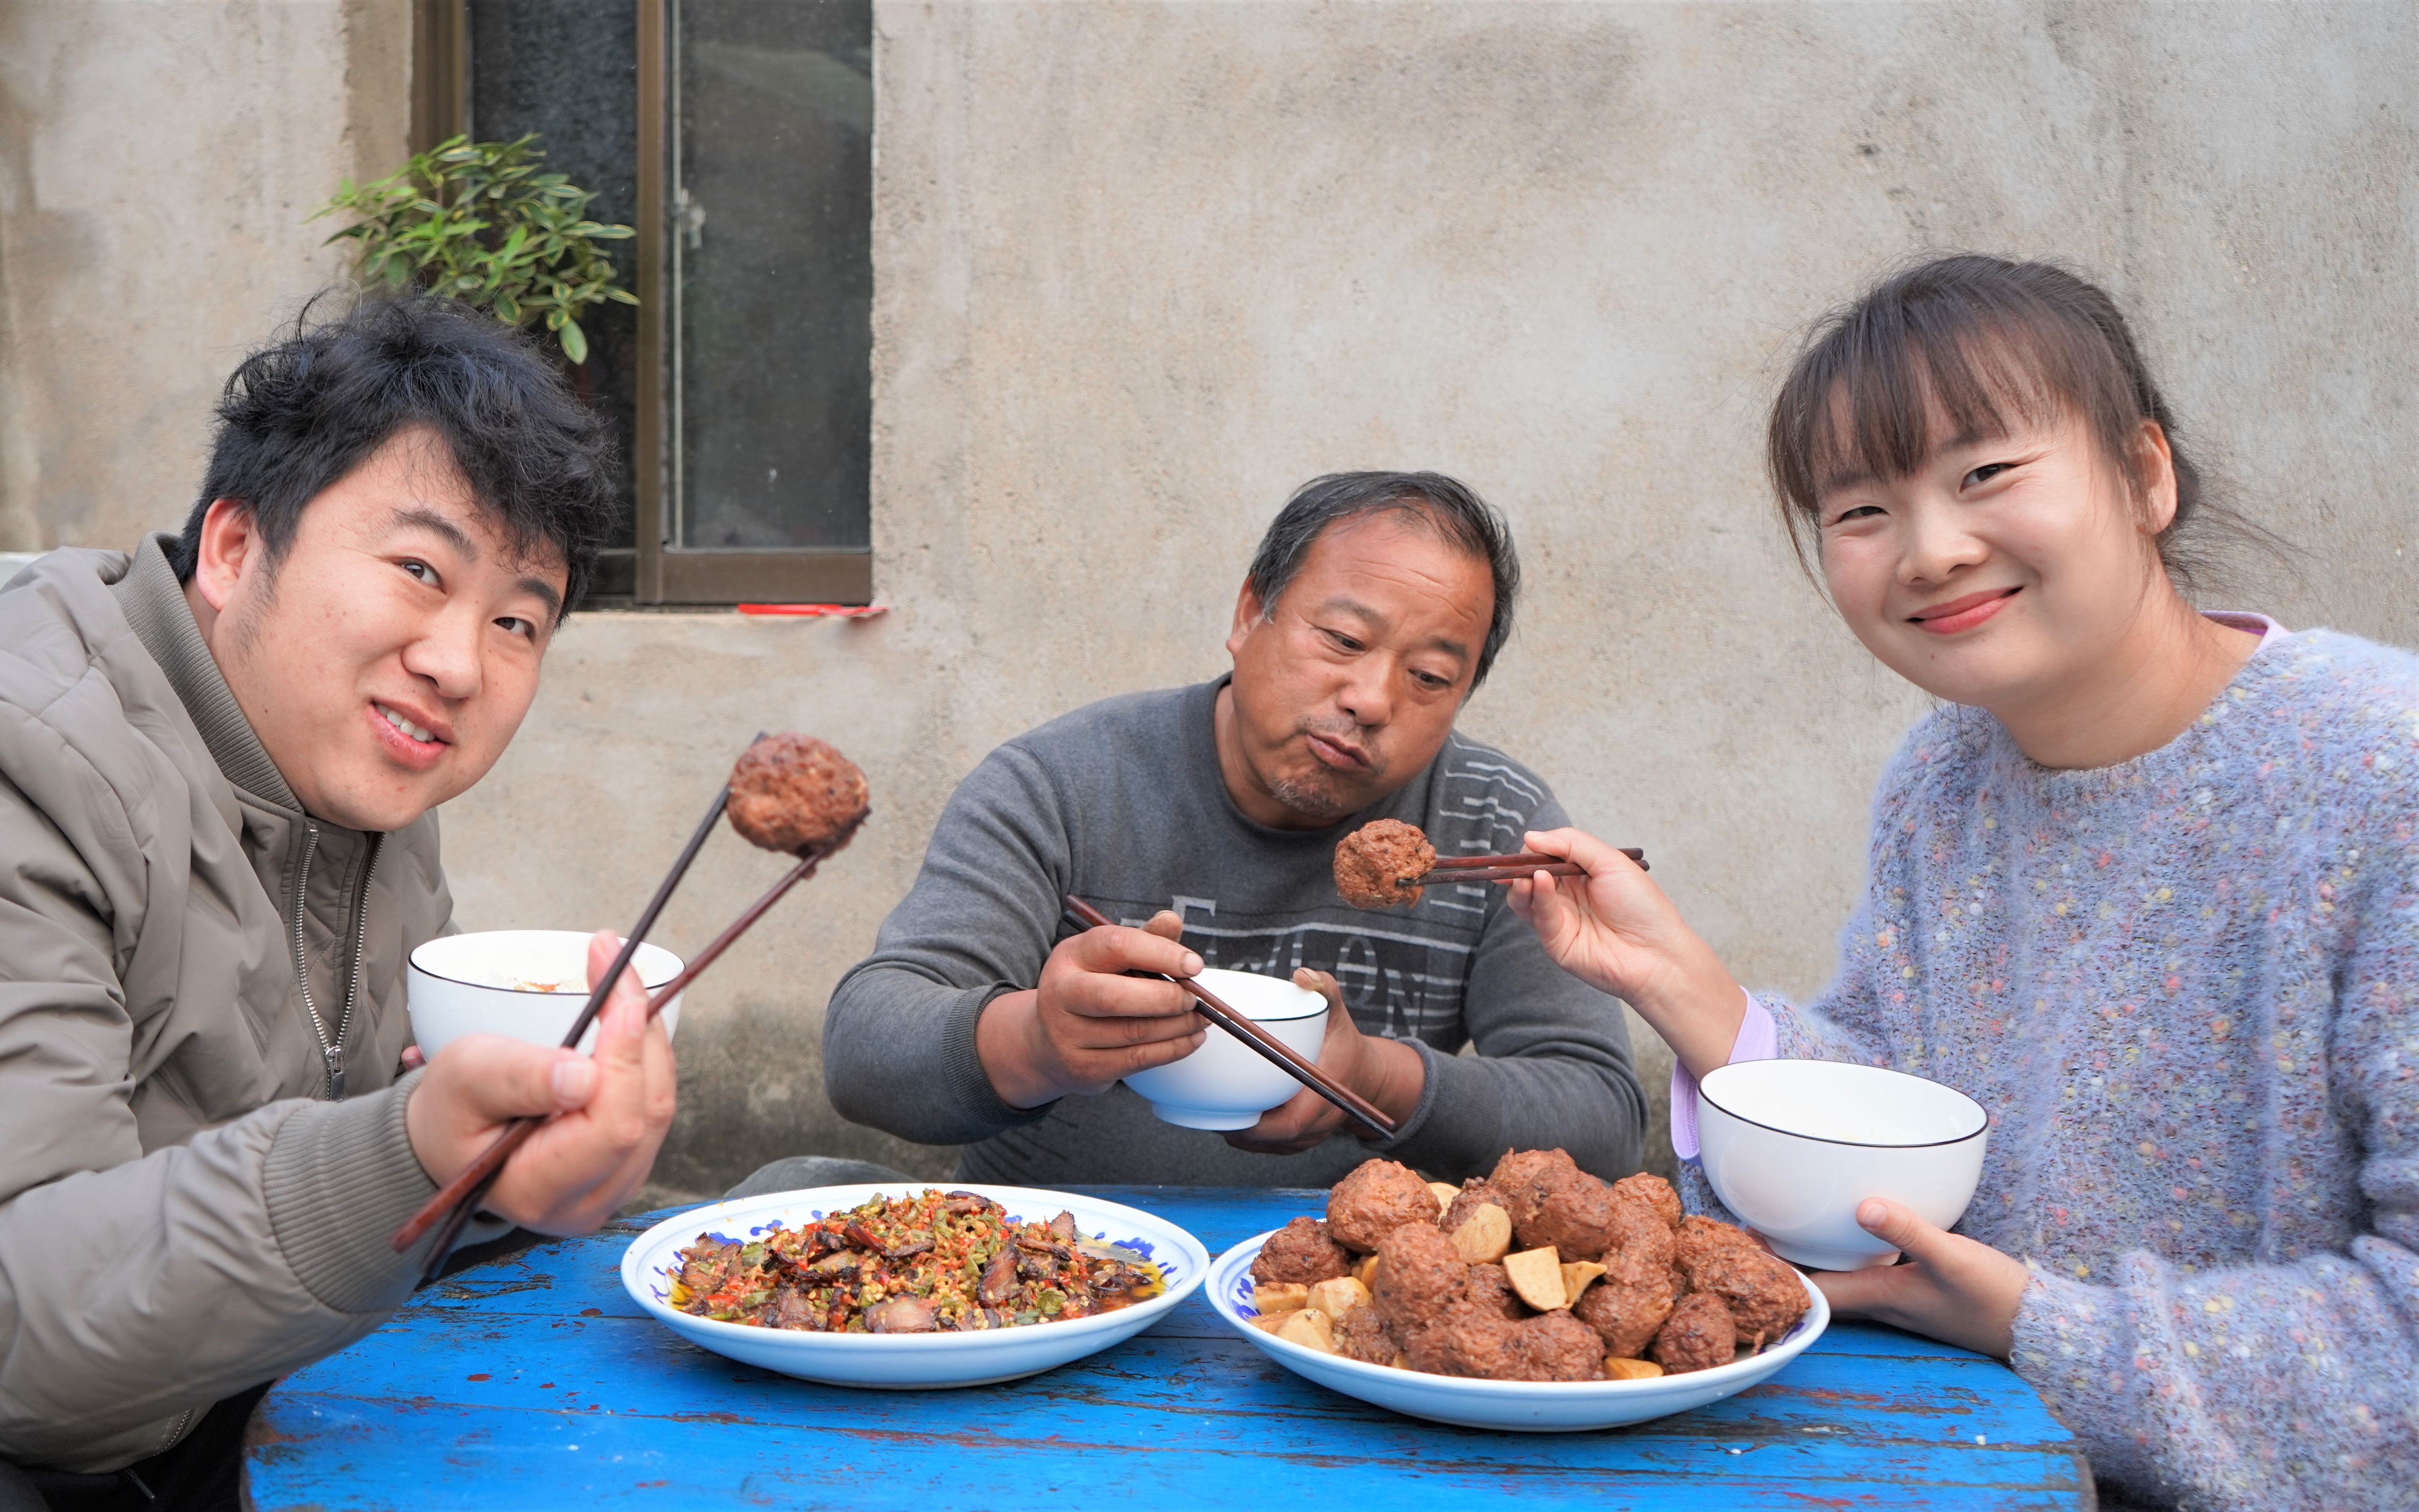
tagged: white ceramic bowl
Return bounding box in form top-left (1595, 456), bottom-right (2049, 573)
top-left (1697, 1059), bottom-right (1989, 1271)
top-left (1121, 966), bottom-right (1328, 1130)
top-left (1209, 1232), bottom-right (1827, 1431)
top-left (621, 1184), bottom-right (1209, 1388)
top-left (408, 929), bottom-right (685, 1056)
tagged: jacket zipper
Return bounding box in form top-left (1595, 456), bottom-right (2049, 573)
top-left (288, 825), bottom-right (382, 1100)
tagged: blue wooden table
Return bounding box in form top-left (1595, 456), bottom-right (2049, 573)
top-left (248, 1187), bottom-right (2092, 1508)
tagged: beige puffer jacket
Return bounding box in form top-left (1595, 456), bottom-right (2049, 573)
top-left (0, 537), bottom-right (457, 1471)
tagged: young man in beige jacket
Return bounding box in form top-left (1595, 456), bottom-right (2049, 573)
top-left (0, 297), bottom-right (676, 1506)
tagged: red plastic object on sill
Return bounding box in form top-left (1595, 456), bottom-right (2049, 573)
top-left (735, 603), bottom-right (888, 618)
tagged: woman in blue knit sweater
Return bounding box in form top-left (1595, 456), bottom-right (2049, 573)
top-left (1513, 257), bottom-right (2416, 1510)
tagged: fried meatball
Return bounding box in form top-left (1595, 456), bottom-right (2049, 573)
top-left (1488, 1147), bottom-right (1584, 1228)
top-left (1333, 819), bottom-right (1436, 910)
top-left (1327, 1159), bottom-right (1440, 1253)
top-left (1441, 1179), bottom-right (1513, 1236)
top-left (1403, 1312), bottom-right (1525, 1379)
top-left (1680, 1240), bottom-right (1808, 1346)
top-left (1676, 1214), bottom-right (1760, 1270)
top-left (1334, 1305), bottom-right (1400, 1366)
top-left (1651, 1293), bottom-right (1737, 1375)
top-left (1515, 1176), bottom-right (1622, 1259)
top-left (1250, 1217), bottom-right (1351, 1285)
top-left (727, 735), bottom-right (870, 855)
top-left (1601, 1198), bottom-right (1678, 1282)
top-left (1371, 1223), bottom-right (1467, 1331)
top-left (1512, 1311), bottom-right (1610, 1382)
top-left (1573, 1267), bottom-right (1680, 1358)
top-left (1610, 1173), bottom-right (1683, 1231)
top-left (1461, 1262), bottom-right (1527, 1320)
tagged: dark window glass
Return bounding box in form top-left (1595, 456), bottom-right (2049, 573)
top-left (671, 0), bottom-right (873, 549)
top-left (468, 0), bottom-right (642, 550)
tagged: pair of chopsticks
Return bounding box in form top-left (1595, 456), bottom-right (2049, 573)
top-left (1418, 847), bottom-right (1647, 886)
top-left (1061, 896), bottom-right (1398, 1139)
top-left (394, 774), bottom-right (846, 1278)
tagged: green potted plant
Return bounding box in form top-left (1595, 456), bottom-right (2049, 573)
top-left (312, 133), bottom-right (636, 365)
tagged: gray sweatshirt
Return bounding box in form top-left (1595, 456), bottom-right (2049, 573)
top-left (823, 679), bottom-right (1645, 1186)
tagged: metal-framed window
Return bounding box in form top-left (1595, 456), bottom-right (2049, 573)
top-left (413, 0), bottom-right (873, 606)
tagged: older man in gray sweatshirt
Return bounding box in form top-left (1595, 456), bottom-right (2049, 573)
top-left (0, 298), bottom-right (676, 1499)
top-left (820, 473), bottom-right (1645, 1188)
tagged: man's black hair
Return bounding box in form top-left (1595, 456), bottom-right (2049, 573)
top-left (170, 293), bottom-right (618, 613)
top-left (1244, 471), bottom-right (1520, 688)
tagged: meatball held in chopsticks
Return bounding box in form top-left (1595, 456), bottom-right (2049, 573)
top-left (727, 734), bottom-right (871, 856)
top-left (1333, 818), bottom-right (1436, 910)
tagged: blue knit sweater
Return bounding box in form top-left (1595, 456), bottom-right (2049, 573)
top-left (1683, 629), bottom-right (2418, 1510)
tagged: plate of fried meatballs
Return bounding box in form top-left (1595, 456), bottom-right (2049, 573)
top-left (1209, 1151), bottom-right (1825, 1430)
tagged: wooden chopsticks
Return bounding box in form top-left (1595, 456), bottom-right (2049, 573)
top-left (394, 779), bottom-right (735, 1273)
top-left (395, 747), bottom-right (860, 1280)
top-left (1062, 895), bottom-right (1398, 1139)
top-left (1419, 847), bottom-right (1647, 885)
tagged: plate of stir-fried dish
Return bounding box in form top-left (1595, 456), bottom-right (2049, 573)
top-left (621, 1184), bottom-right (1209, 1387)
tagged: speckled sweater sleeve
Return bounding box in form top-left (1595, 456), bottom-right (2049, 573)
top-left (2008, 800), bottom-right (2419, 1510)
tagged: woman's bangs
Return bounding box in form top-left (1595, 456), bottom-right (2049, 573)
top-left (1806, 318), bottom-right (2072, 503)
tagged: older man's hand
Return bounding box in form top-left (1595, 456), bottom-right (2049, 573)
top-left (975, 910), bottom-right (1210, 1108)
top-left (404, 929), bottom-right (677, 1236)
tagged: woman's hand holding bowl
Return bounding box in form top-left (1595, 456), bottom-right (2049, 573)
top-left (1505, 827), bottom-right (1748, 1079)
top-left (1813, 1198), bottom-right (2028, 1360)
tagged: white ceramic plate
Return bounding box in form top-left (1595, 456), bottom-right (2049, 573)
top-left (1208, 1231), bottom-right (1828, 1431)
top-left (622, 1184), bottom-right (1209, 1389)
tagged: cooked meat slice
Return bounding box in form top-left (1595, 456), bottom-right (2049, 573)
top-left (1611, 1172), bottom-right (1683, 1230)
top-left (1048, 1211), bottom-right (1079, 1242)
top-left (726, 734), bottom-right (870, 856)
top-left (1326, 1159), bottom-right (1440, 1252)
top-left (675, 1237), bottom-right (743, 1301)
top-left (1371, 1223), bottom-right (1468, 1332)
top-left (1652, 1292), bottom-right (1737, 1374)
top-left (976, 1247), bottom-right (1021, 1306)
top-left (1512, 1310), bottom-right (1609, 1381)
top-left (763, 1287), bottom-right (822, 1331)
top-left (1333, 819), bottom-right (1436, 910)
top-left (863, 1296), bottom-right (940, 1334)
top-left (1251, 1216), bottom-right (1352, 1284)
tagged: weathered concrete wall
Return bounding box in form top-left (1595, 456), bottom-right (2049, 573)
top-left (4, 3), bottom-right (2413, 1201)
top-left (0, 0), bottom-right (412, 553)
